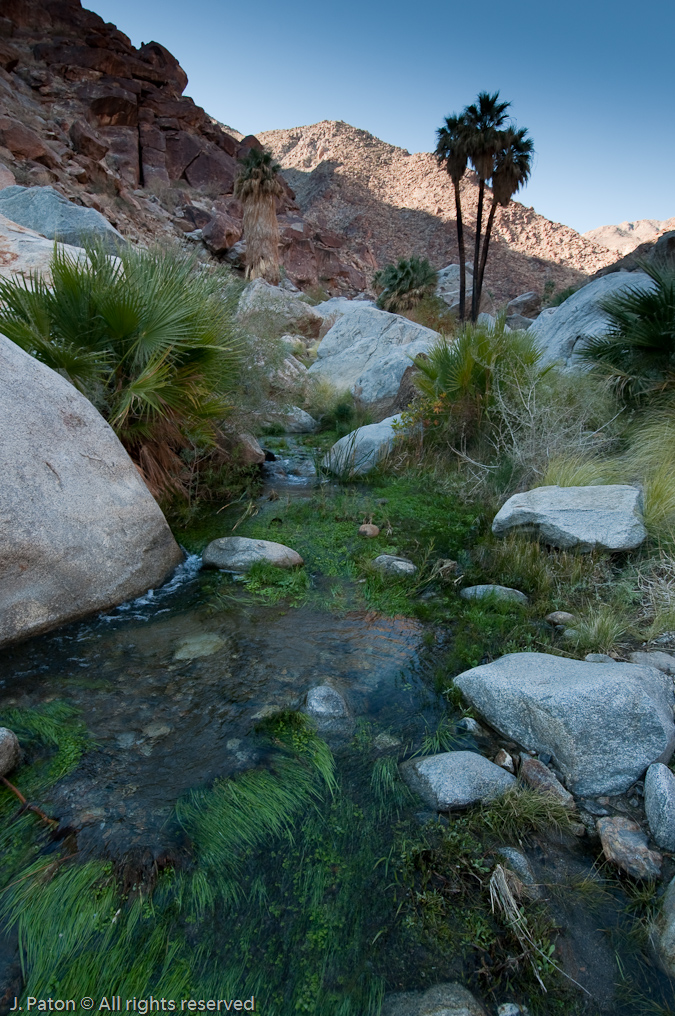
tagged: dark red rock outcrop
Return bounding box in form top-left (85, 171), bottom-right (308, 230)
top-left (0, 0), bottom-right (366, 293)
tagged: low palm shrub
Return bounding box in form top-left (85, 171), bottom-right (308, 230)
top-left (576, 262), bottom-right (675, 403)
top-left (373, 255), bottom-right (438, 313)
top-left (411, 317), bottom-right (544, 448)
top-left (0, 245), bottom-right (242, 496)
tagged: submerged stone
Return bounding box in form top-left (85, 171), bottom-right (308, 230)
top-left (306, 684), bottom-right (349, 719)
top-left (173, 632), bottom-right (225, 660)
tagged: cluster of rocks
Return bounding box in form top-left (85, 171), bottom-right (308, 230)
top-left (0, 0), bottom-right (366, 292)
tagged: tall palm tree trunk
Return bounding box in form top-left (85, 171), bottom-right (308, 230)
top-left (471, 179), bottom-right (485, 321)
top-left (476, 197), bottom-right (498, 316)
top-left (243, 195), bottom-right (280, 284)
top-left (453, 178), bottom-right (466, 321)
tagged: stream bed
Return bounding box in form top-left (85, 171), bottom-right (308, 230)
top-left (1, 443), bottom-right (674, 1015)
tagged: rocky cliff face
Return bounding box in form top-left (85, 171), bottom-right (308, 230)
top-left (584, 217), bottom-right (675, 255)
top-left (0, 0), bottom-right (366, 292)
top-left (259, 120), bottom-right (620, 303)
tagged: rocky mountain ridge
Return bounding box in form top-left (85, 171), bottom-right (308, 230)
top-left (259, 120), bottom-right (619, 303)
top-left (584, 217), bottom-right (675, 254)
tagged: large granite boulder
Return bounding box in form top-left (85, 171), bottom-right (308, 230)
top-left (454, 652), bottom-right (675, 796)
top-left (435, 264), bottom-right (495, 316)
top-left (0, 212), bottom-right (87, 282)
top-left (237, 278), bottom-right (322, 339)
top-left (0, 335), bottom-right (182, 648)
top-left (492, 484), bottom-right (646, 551)
top-left (0, 186), bottom-right (125, 253)
top-left (400, 751), bottom-right (516, 810)
top-left (202, 536), bottom-right (303, 571)
top-left (322, 415), bottom-right (402, 477)
top-left (506, 291), bottom-right (541, 318)
top-left (529, 272), bottom-right (655, 367)
top-left (308, 305), bottom-right (438, 419)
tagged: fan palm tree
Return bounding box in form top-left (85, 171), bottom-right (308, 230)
top-left (475, 127), bottom-right (534, 312)
top-left (435, 113), bottom-right (470, 319)
top-left (373, 255), bottom-right (438, 312)
top-left (0, 245), bottom-right (242, 496)
top-left (463, 92), bottom-right (511, 320)
top-left (234, 148), bottom-right (284, 285)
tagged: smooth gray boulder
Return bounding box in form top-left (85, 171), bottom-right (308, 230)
top-left (400, 750), bottom-right (516, 810)
top-left (237, 278), bottom-right (322, 339)
top-left (0, 335), bottom-right (182, 648)
top-left (381, 983), bottom-right (487, 1016)
top-left (454, 652), bottom-right (675, 796)
top-left (202, 536), bottom-right (303, 572)
top-left (322, 414), bottom-right (403, 477)
top-left (0, 186), bottom-right (124, 253)
top-left (505, 313), bottom-right (534, 330)
top-left (0, 728), bottom-right (20, 777)
top-left (460, 584), bottom-right (528, 605)
top-left (529, 272), bottom-right (655, 368)
top-left (645, 762), bottom-right (675, 850)
top-left (308, 305), bottom-right (438, 418)
top-left (372, 554), bottom-right (417, 577)
top-left (629, 651), bottom-right (675, 675)
top-left (492, 484), bottom-right (646, 551)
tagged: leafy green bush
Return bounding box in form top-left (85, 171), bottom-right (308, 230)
top-left (373, 255), bottom-right (438, 313)
top-left (0, 245), bottom-right (242, 495)
top-left (577, 262), bottom-right (675, 403)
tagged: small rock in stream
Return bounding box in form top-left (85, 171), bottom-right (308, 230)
top-left (173, 632), bottom-right (225, 660)
top-left (202, 536), bottom-right (303, 571)
top-left (584, 653), bottom-right (616, 664)
top-left (597, 815), bottom-right (662, 879)
top-left (0, 727), bottom-right (20, 777)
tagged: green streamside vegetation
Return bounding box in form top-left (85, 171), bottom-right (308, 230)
top-left (2, 705), bottom-right (668, 1014)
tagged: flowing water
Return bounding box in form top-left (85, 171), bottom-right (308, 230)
top-left (1, 443), bottom-right (674, 1014)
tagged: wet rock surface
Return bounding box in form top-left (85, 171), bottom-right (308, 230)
top-left (401, 750), bottom-right (516, 810)
top-left (455, 652), bottom-right (675, 796)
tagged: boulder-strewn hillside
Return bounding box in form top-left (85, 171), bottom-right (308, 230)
top-left (584, 217), bottom-right (675, 254)
top-left (259, 120), bottom-right (619, 303)
top-left (0, 0), bottom-right (367, 291)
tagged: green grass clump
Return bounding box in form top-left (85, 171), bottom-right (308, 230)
top-left (470, 786), bottom-right (574, 840)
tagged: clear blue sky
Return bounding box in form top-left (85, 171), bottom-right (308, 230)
top-left (88, 0), bottom-right (674, 235)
